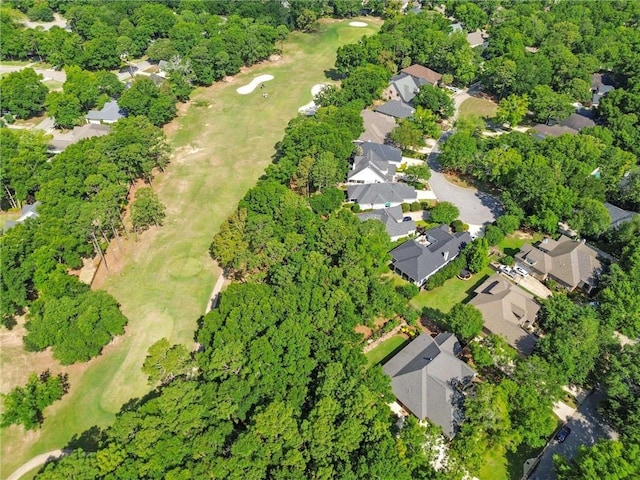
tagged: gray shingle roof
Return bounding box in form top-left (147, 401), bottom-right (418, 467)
top-left (604, 202), bottom-right (638, 228)
top-left (383, 333), bottom-right (475, 438)
top-left (375, 100), bottom-right (415, 119)
top-left (348, 153), bottom-right (396, 183)
top-left (470, 274), bottom-right (539, 356)
top-left (347, 183), bottom-right (417, 206)
top-left (86, 100), bottom-right (125, 122)
top-left (358, 206), bottom-right (415, 239)
top-left (361, 142), bottom-right (403, 164)
top-left (391, 225), bottom-right (472, 285)
top-left (532, 124), bottom-right (578, 138)
top-left (392, 74), bottom-right (421, 103)
top-left (559, 113), bottom-right (596, 131)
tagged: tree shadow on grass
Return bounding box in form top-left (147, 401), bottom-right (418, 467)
top-left (503, 247), bottom-right (520, 257)
top-left (324, 68), bottom-right (344, 81)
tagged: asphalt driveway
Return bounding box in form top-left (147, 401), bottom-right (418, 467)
top-left (529, 389), bottom-right (618, 480)
top-left (427, 130), bottom-right (503, 229)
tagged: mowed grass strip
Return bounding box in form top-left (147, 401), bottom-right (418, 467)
top-left (410, 265), bottom-right (494, 314)
top-left (366, 335), bottom-right (408, 368)
top-left (459, 97), bottom-right (498, 119)
top-left (0, 18), bottom-right (382, 476)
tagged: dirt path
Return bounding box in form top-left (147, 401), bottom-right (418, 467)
top-left (5, 450), bottom-right (69, 480)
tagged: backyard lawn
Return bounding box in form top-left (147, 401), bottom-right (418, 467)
top-left (0, 18), bottom-right (382, 477)
top-left (498, 231), bottom-right (544, 257)
top-left (478, 443), bottom-right (542, 480)
top-left (366, 335), bottom-right (409, 367)
top-left (410, 265), bottom-right (494, 314)
top-left (459, 97), bottom-right (498, 119)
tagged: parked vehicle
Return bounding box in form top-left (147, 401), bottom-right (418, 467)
top-left (555, 425), bottom-right (571, 443)
top-left (514, 266), bottom-right (529, 277)
top-left (403, 216), bottom-right (412, 222)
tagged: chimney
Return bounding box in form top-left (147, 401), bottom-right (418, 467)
top-left (443, 250), bottom-right (449, 261)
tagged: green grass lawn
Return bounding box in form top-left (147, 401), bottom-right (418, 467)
top-left (498, 231), bottom-right (544, 257)
top-left (1, 18), bottom-right (382, 477)
top-left (366, 335), bottom-right (408, 367)
top-left (459, 97), bottom-right (498, 119)
top-left (478, 443), bottom-right (543, 480)
top-left (410, 265), bottom-right (494, 314)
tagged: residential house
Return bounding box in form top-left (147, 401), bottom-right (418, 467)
top-left (347, 183), bottom-right (417, 210)
top-left (48, 123), bottom-right (111, 154)
top-left (383, 73), bottom-right (422, 104)
top-left (383, 332), bottom-right (476, 438)
top-left (3, 201), bottom-right (41, 232)
top-left (347, 142), bottom-right (402, 184)
top-left (375, 100), bottom-right (415, 119)
top-left (466, 30), bottom-right (488, 48)
top-left (401, 64), bottom-right (443, 87)
top-left (604, 202), bottom-right (638, 229)
top-left (358, 206), bottom-right (416, 241)
top-left (591, 73), bottom-right (615, 107)
top-left (515, 235), bottom-right (603, 292)
top-left (559, 112), bottom-right (596, 131)
top-left (532, 112), bottom-right (595, 138)
top-left (358, 110), bottom-right (396, 144)
top-left (470, 274), bottom-right (540, 356)
top-left (86, 100), bottom-right (125, 124)
top-left (390, 225), bottom-right (472, 287)
top-left (157, 60), bottom-right (170, 78)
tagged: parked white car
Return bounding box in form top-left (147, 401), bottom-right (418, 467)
top-left (514, 266), bottom-right (529, 277)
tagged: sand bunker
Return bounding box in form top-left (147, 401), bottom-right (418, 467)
top-left (349, 21), bottom-right (368, 27)
top-left (236, 74), bottom-right (274, 94)
top-left (298, 84), bottom-right (327, 115)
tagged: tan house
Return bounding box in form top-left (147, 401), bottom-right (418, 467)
top-left (470, 275), bottom-right (540, 356)
top-left (515, 236), bottom-right (603, 292)
top-left (401, 64), bottom-right (443, 86)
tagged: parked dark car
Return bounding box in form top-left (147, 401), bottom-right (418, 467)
top-left (403, 216), bottom-right (412, 222)
top-left (556, 425), bottom-right (571, 443)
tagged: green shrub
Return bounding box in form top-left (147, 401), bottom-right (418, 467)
top-left (401, 203), bottom-right (411, 213)
top-left (426, 256), bottom-right (466, 289)
top-left (410, 201), bottom-right (421, 212)
top-left (351, 203), bottom-right (361, 213)
top-left (430, 201), bottom-right (459, 224)
top-left (501, 255), bottom-right (515, 266)
top-left (497, 214), bottom-right (521, 235)
top-left (484, 225), bottom-right (504, 246)
top-left (451, 219), bottom-right (469, 233)
top-left (4, 113), bottom-right (15, 124)
top-left (396, 283), bottom-right (419, 299)
top-left (309, 187), bottom-right (345, 215)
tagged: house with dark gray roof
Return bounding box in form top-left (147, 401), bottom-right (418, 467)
top-left (358, 110), bottom-right (396, 144)
top-left (559, 112), bottom-right (596, 131)
top-left (86, 100), bottom-right (125, 124)
top-left (390, 225), bottom-right (472, 287)
top-left (358, 206), bottom-right (416, 241)
top-left (347, 183), bottom-right (417, 210)
top-left (591, 73), bottom-right (615, 107)
top-left (383, 73), bottom-right (422, 103)
top-left (515, 235), bottom-right (603, 293)
top-left (470, 274), bottom-right (540, 356)
top-left (375, 100), bottom-right (415, 119)
top-left (383, 332), bottom-right (476, 438)
top-left (348, 142), bottom-right (403, 184)
top-left (604, 202), bottom-right (638, 229)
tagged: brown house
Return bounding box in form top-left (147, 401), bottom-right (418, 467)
top-left (470, 275), bottom-right (540, 356)
top-left (401, 64), bottom-right (443, 86)
top-left (515, 236), bottom-right (603, 292)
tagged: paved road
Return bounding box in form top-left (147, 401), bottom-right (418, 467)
top-left (427, 129), bottom-right (503, 229)
top-left (529, 389), bottom-right (618, 480)
top-left (6, 449), bottom-right (69, 480)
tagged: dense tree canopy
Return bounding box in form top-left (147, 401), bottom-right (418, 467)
top-left (0, 68), bottom-right (48, 119)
